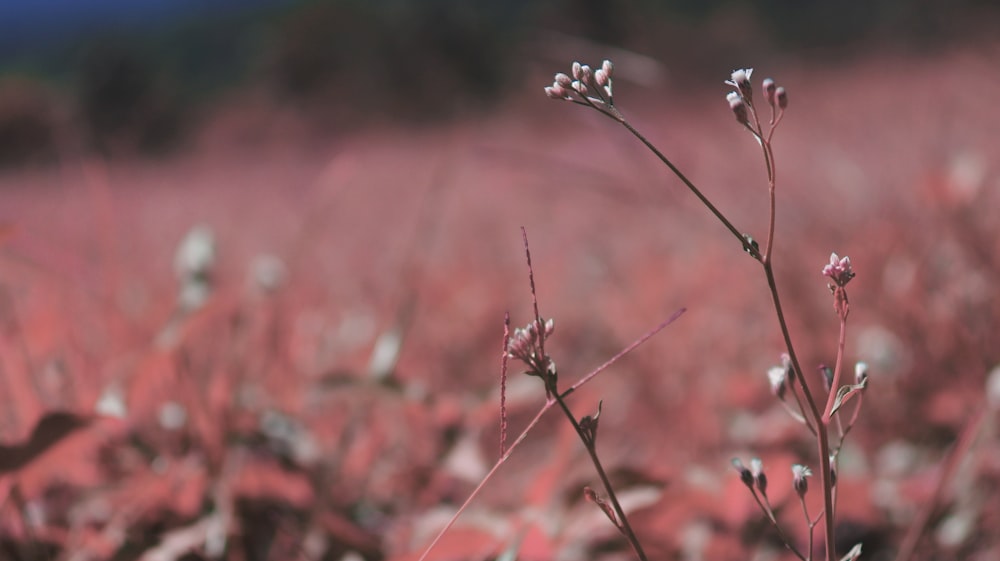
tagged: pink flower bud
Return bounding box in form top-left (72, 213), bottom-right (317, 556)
top-left (572, 80), bottom-right (587, 95)
top-left (554, 73), bottom-right (572, 88)
top-left (727, 91), bottom-right (748, 125)
top-left (602, 59), bottom-right (613, 77)
top-left (594, 69), bottom-right (608, 87)
top-left (822, 252), bottom-right (854, 286)
top-left (580, 64), bottom-right (593, 83)
top-left (776, 86), bottom-right (788, 109)
top-left (762, 78), bottom-right (776, 107)
top-left (572, 62), bottom-right (583, 80)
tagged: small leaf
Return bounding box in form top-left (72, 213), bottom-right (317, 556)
top-left (829, 377), bottom-right (869, 416)
top-left (839, 542), bottom-right (863, 561)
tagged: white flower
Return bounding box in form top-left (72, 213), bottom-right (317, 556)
top-left (768, 366), bottom-right (787, 399)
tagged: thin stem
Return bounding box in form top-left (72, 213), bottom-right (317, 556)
top-left (595, 111), bottom-right (757, 259)
top-left (764, 264), bottom-right (836, 561)
top-left (552, 394), bottom-right (648, 561)
top-left (761, 137), bottom-right (777, 262)
top-left (822, 311), bottom-right (850, 424)
top-left (799, 495), bottom-right (814, 561)
top-left (750, 490), bottom-right (808, 561)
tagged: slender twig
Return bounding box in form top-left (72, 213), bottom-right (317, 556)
top-left (749, 488), bottom-right (808, 561)
top-left (822, 309), bottom-right (850, 424)
top-left (764, 264), bottom-right (837, 561)
top-left (551, 394), bottom-right (648, 561)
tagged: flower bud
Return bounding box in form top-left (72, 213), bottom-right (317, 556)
top-left (819, 365), bottom-right (833, 391)
top-left (751, 458), bottom-right (767, 495)
top-left (594, 69), bottom-right (608, 87)
top-left (776, 86), bottom-right (788, 109)
top-left (791, 464), bottom-right (812, 498)
top-left (602, 59), bottom-right (614, 77)
top-left (768, 365), bottom-right (787, 400)
top-left (545, 85), bottom-right (566, 100)
top-left (572, 80), bottom-right (587, 95)
top-left (580, 64), bottom-right (593, 84)
top-left (762, 78), bottom-right (776, 107)
top-left (727, 91), bottom-right (748, 125)
top-left (732, 458), bottom-right (754, 489)
top-left (855, 361), bottom-right (868, 384)
top-left (572, 62), bottom-right (582, 80)
top-left (554, 73), bottom-right (573, 88)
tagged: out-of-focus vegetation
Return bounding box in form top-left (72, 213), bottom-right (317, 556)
top-left (0, 0), bottom-right (998, 165)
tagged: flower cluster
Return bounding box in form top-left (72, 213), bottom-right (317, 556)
top-left (822, 252), bottom-right (855, 287)
top-left (724, 68), bottom-right (787, 127)
top-left (545, 60), bottom-right (615, 109)
top-left (731, 457), bottom-right (768, 497)
top-left (507, 318), bottom-right (555, 376)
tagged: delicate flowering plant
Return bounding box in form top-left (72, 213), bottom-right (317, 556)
top-left (543, 61), bottom-right (869, 560)
top-left (420, 59), bottom-right (873, 561)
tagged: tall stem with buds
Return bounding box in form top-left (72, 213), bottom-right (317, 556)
top-left (545, 61), bottom-right (865, 560)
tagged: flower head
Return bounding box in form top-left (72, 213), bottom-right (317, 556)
top-left (545, 60), bottom-right (615, 106)
top-left (791, 464), bottom-right (812, 497)
top-left (822, 252), bottom-right (855, 287)
top-left (507, 318), bottom-right (555, 374)
top-left (726, 68), bottom-right (754, 101)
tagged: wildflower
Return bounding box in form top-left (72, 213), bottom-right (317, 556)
top-left (726, 68), bottom-right (754, 102)
top-left (822, 252), bottom-right (855, 287)
top-left (791, 464), bottom-right (812, 498)
top-left (507, 318), bottom-right (555, 375)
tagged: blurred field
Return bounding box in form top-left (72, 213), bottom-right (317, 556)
top-left (0, 20), bottom-right (999, 561)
